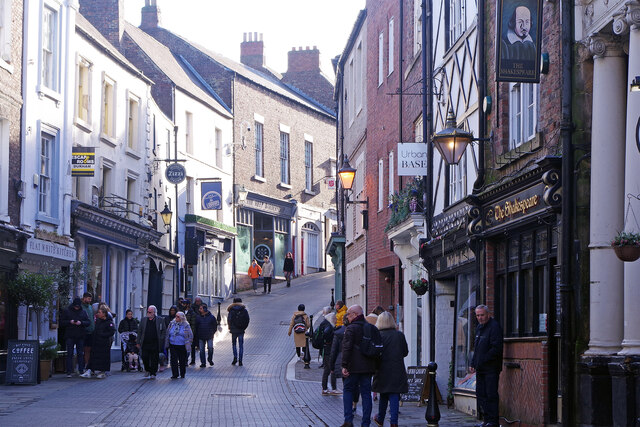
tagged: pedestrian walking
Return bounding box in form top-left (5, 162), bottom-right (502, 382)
top-left (137, 305), bottom-right (166, 379)
top-left (261, 255), bottom-right (274, 293)
top-left (164, 305), bottom-right (178, 328)
top-left (366, 305), bottom-right (385, 325)
top-left (331, 313), bottom-right (360, 416)
top-left (163, 305), bottom-right (178, 366)
top-left (60, 297), bottom-right (90, 377)
top-left (196, 303), bottom-right (217, 367)
top-left (320, 310), bottom-right (339, 395)
top-left (81, 292), bottom-right (94, 370)
top-left (164, 311), bottom-right (193, 379)
top-left (248, 259), bottom-right (262, 293)
top-left (335, 300), bottom-right (347, 328)
top-left (283, 252), bottom-right (294, 287)
top-left (81, 307), bottom-right (115, 379)
top-left (372, 312), bottom-right (408, 427)
top-left (287, 304), bottom-right (310, 358)
top-left (341, 304), bottom-right (376, 427)
top-left (187, 298), bottom-right (201, 365)
top-left (227, 297), bottom-right (250, 366)
top-left (470, 305), bottom-right (503, 427)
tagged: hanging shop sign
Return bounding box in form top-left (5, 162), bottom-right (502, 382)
top-left (201, 181), bottom-right (222, 210)
top-left (71, 147), bottom-right (95, 177)
top-left (165, 163), bottom-right (186, 185)
top-left (495, 0), bottom-right (543, 83)
top-left (398, 143), bottom-right (428, 176)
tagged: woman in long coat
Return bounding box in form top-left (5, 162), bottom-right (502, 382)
top-left (164, 311), bottom-right (193, 379)
top-left (372, 312), bottom-right (409, 427)
top-left (82, 307), bottom-right (115, 379)
top-left (287, 304), bottom-right (310, 358)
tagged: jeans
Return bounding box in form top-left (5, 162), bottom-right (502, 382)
top-left (231, 332), bottom-right (244, 361)
top-left (169, 344), bottom-right (187, 377)
top-left (141, 346), bottom-right (159, 375)
top-left (343, 373), bottom-right (372, 426)
top-left (199, 338), bottom-right (214, 364)
top-left (65, 337), bottom-right (84, 374)
top-left (378, 392), bottom-right (400, 424)
top-left (190, 340), bottom-right (197, 363)
top-left (252, 278), bottom-right (259, 291)
top-left (476, 371), bottom-right (500, 424)
top-left (322, 345), bottom-right (336, 390)
top-left (263, 277), bottom-right (272, 292)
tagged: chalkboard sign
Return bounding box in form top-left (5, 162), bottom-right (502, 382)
top-left (400, 365), bottom-right (443, 405)
top-left (401, 366), bottom-right (427, 403)
top-left (5, 340), bottom-right (39, 385)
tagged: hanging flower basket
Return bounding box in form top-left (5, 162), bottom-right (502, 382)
top-left (611, 231), bottom-right (640, 262)
top-left (409, 278), bottom-right (429, 296)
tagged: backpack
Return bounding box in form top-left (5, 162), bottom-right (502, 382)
top-left (233, 308), bottom-right (250, 331)
top-left (311, 326), bottom-right (324, 349)
top-left (358, 322), bottom-right (384, 359)
top-left (293, 314), bottom-right (306, 334)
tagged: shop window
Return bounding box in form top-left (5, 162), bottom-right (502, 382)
top-left (454, 272), bottom-right (479, 391)
top-left (495, 227), bottom-right (554, 337)
top-left (87, 246), bottom-right (105, 303)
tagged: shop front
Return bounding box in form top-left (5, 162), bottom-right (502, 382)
top-left (235, 193), bottom-right (296, 289)
top-left (467, 157), bottom-right (562, 425)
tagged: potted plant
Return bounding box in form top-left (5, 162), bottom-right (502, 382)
top-left (409, 278), bottom-right (429, 296)
top-left (39, 338), bottom-right (60, 381)
top-left (611, 231), bottom-right (640, 262)
top-left (6, 271), bottom-right (57, 339)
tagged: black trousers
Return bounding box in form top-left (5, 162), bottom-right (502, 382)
top-left (190, 340), bottom-right (197, 363)
top-left (263, 277), bottom-right (272, 292)
top-left (169, 344), bottom-right (188, 377)
top-left (476, 371), bottom-right (500, 424)
top-left (141, 346), bottom-right (159, 375)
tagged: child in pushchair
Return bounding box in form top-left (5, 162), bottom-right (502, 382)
top-left (121, 332), bottom-right (141, 372)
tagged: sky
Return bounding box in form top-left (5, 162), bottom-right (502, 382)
top-left (124, 0), bottom-right (366, 80)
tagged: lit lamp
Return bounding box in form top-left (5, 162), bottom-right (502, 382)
top-left (432, 109), bottom-right (473, 165)
top-left (236, 185), bottom-right (248, 203)
top-left (337, 157), bottom-right (357, 190)
top-left (160, 203), bottom-right (172, 229)
top-left (631, 76), bottom-right (640, 92)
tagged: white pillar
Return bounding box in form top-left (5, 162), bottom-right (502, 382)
top-left (586, 34), bottom-right (627, 355)
top-left (617, 3), bottom-right (640, 355)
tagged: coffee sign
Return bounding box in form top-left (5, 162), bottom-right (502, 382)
top-left (5, 340), bottom-right (39, 385)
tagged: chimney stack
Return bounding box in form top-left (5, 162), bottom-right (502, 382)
top-left (240, 32), bottom-right (265, 70)
top-left (287, 45), bottom-right (320, 73)
top-left (79, 0), bottom-right (126, 47)
top-left (141, 0), bottom-right (161, 30)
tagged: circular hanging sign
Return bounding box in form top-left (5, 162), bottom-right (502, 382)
top-left (165, 163), bottom-right (186, 185)
top-left (254, 244), bottom-right (271, 261)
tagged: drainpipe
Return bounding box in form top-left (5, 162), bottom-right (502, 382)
top-left (473, 0), bottom-right (486, 193)
top-left (560, 0), bottom-right (574, 423)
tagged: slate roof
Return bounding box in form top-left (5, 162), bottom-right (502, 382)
top-left (149, 28), bottom-right (335, 119)
top-left (124, 22), bottom-right (232, 118)
top-left (76, 13), bottom-right (152, 84)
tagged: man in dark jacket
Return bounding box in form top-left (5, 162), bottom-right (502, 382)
top-left (319, 307), bottom-right (337, 394)
top-left (470, 304), bottom-right (503, 427)
top-left (60, 297), bottom-right (90, 377)
top-left (137, 305), bottom-right (166, 379)
top-left (81, 292), bottom-right (94, 369)
top-left (341, 304), bottom-right (376, 427)
top-left (227, 298), bottom-right (249, 366)
top-left (196, 303), bottom-right (217, 367)
top-left (184, 299), bottom-right (198, 365)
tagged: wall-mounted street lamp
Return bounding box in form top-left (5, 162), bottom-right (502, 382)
top-left (160, 202), bottom-right (173, 252)
top-left (236, 185), bottom-right (248, 203)
top-left (432, 109), bottom-right (473, 165)
top-left (337, 157), bottom-right (357, 190)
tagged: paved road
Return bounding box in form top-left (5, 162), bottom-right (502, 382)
top-left (0, 272), bottom-right (478, 426)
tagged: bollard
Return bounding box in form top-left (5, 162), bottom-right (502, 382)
top-left (330, 289), bottom-right (335, 308)
top-left (425, 361), bottom-right (440, 426)
top-left (217, 301), bottom-right (222, 323)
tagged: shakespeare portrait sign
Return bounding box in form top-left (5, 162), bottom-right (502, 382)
top-left (496, 0), bottom-right (543, 82)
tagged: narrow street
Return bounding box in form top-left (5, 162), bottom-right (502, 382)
top-left (0, 273), bottom-right (476, 426)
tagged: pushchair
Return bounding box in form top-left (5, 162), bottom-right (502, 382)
top-left (121, 332), bottom-right (142, 372)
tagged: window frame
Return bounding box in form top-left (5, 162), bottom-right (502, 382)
top-left (413, 0), bottom-right (422, 56)
top-left (37, 123), bottom-right (60, 224)
top-left (448, 0), bottom-right (466, 46)
top-left (0, 118), bottom-right (9, 220)
top-left (40, 3), bottom-right (59, 92)
top-left (280, 130), bottom-right (290, 185)
top-left (449, 151), bottom-right (467, 203)
top-left (509, 83), bottom-right (538, 150)
top-left (185, 111), bottom-right (194, 155)
top-left (75, 56), bottom-right (92, 127)
top-left (378, 32), bottom-right (384, 86)
top-left (388, 151), bottom-right (394, 200)
top-left (254, 120), bottom-right (264, 178)
top-left (304, 140), bottom-right (313, 192)
top-left (378, 158), bottom-right (384, 212)
top-left (100, 74), bottom-right (116, 141)
top-left (126, 92), bottom-right (140, 151)
top-left (215, 127), bottom-right (223, 168)
top-left (388, 17), bottom-right (394, 76)
top-left (0, 0), bottom-right (13, 66)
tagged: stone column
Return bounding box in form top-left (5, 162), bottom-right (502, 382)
top-left (586, 34), bottom-right (627, 355)
top-left (617, 1), bottom-right (640, 356)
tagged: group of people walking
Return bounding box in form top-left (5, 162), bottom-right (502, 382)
top-left (248, 252), bottom-right (295, 293)
top-left (60, 294), bottom-right (250, 380)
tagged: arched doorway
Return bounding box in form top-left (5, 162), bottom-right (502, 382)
top-left (302, 222), bottom-right (320, 274)
top-left (147, 259), bottom-right (163, 313)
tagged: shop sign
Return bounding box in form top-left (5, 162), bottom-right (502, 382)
top-left (243, 198), bottom-right (292, 217)
top-left (165, 163), bottom-right (186, 185)
top-left (5, 340), bottom-right (39, 385)
top-left (71, 147), bottom-right (95, 177)
top-left (326, 177), bottom-right (336, 190)
top-left (485, 182), bottom-right (546, 230)
top-left (201, 181), bottom-right (222, 210)
top-left (25, 238), bottom-right (76, 262)
top-left (398, 143), bottom-right (428, 176)
top-left (435, 246), bottom-right (475, 273)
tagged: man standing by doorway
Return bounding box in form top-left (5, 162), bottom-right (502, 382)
top-left (81, 292), bottom-right (94, 370)
top-left (262, 256), bottom-right (274, 294)
top-left (137, 305), bottom-right (166, 379)
top-left (470, 304), bottom-right (503, 427)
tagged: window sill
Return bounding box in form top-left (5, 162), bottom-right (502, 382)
top-left (36, 213), bottom-right (60, 227)
top-left (0, 214), bottom-right (10, 223)
top-left (74, 119), bottom-right (93, 134)
top-left (497, 133), bottom-right (543, 169)
top-left (0, 58), bottom-right (14, 74)
top-left (279, 182), bottom-right (292, 189)
top-left (253, 175), bottom-right (266, 183)
top-left (100, 134), bottom-right (117, 147)
top-left (303, 189), bottom-right (316, 196)
top-left (125, 147), bottom-right (142, 160)
top-left (37, 85), bottom-right (62, 106)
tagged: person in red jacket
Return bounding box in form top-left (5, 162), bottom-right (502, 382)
top-left (247, 259), bottom-right (262, 293)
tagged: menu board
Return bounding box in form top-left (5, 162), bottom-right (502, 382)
top-left (5, 340), bottom-right (39, 385)
top-left (401, 366), bottom-right (427, 403)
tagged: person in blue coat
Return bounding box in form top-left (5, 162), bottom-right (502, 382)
top-left (195, 303), bottom-right (218, 367)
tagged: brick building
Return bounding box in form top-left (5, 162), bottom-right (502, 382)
top-left (136, 2), bottom-right (337, 286)
top-left (0, 0), bottom-right (25, 376)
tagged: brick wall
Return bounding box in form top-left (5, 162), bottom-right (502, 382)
top-left (79, 0), bottom-right (125, 47)
top-left (0, 0), bottom-right (24, 225)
